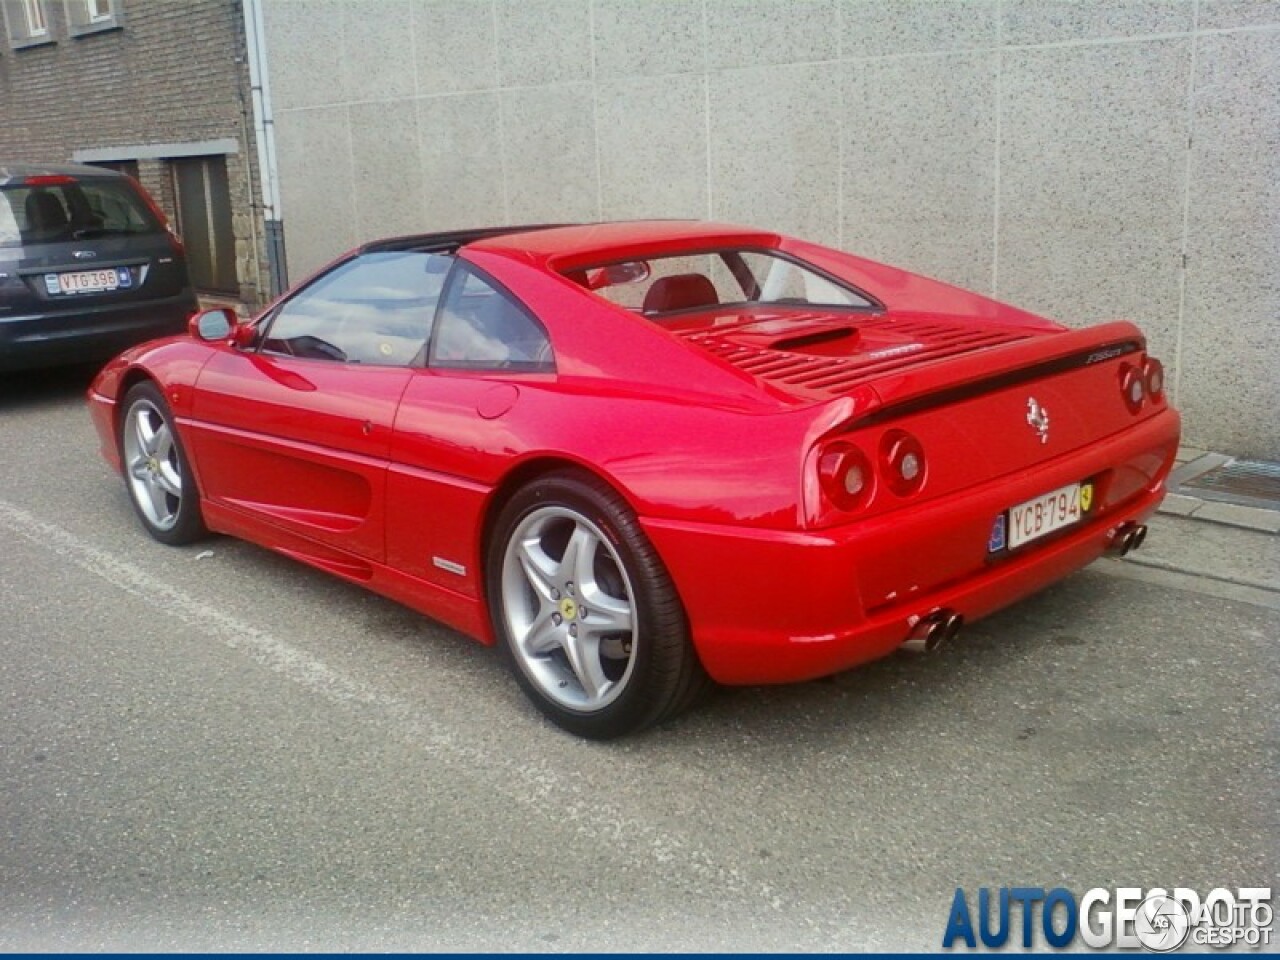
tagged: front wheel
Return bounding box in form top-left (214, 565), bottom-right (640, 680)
top-left (118, 381), bottom-right (207, 546)
top-left (487, 471), bottom-right (707, 739)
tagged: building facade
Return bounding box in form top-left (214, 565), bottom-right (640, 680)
top-left (2, 0), bottom-right (1275, 458)
top-left (258, 0), bottom-right (1279, 459)
top-left (0, 0), bottom-right (274, 306)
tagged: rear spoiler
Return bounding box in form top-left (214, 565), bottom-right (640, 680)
top-left (844, 320), bottom-right (1146, 429)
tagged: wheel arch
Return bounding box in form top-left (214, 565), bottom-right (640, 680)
top-left (114, 367), bottom-right (158, 435)
top-left (110, 371), bottom-right (163, 442)
top-left (474, 454), bottom-right (679, 631)
top-left (478, 454), bottom-right (640, 573)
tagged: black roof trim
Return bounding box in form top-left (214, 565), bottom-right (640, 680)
top-left (359, 223), bottom-right (575, 256)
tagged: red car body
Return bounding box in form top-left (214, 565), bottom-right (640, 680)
top-left (89, 221), bottom-right (1179, 694)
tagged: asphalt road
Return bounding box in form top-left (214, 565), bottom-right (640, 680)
top-left (1, 367), bottom-right (1276, 951)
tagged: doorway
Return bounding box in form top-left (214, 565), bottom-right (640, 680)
top-left (171, 156), bottom-right (237, 295)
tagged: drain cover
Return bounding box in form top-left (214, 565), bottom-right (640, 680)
top-left (1176, 458), bottom-right (1280, 511)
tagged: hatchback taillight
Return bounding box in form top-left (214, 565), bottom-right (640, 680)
top-left (124, 174), bottom-right (181, 253)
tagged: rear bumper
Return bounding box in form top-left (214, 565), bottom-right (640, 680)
top-left (0, 292), bottom-right (196, 372)
top-left (643, 407), bottom-right (1180, 685)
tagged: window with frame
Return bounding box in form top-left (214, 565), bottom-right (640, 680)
top-left (430, 263), bottom-right (553, 372)
top-left (65, 0), bottom-right (121, 35)
top-left (4, 0), bottom-right (51, 46)
top-left (259, 251), bottom-right (451, 366)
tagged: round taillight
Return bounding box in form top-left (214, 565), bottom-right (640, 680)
top-left (880, 429), bottom-right (927, 496)
top-left (1120, 364), bottom-right (1145, 413)
top-left (1144, 357), bottom-right (1165, 398)
top-left (818, 442), bottom-right (875, 512)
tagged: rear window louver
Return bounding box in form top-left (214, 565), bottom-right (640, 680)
top-left (677, 318), bottom-right (1031, 398)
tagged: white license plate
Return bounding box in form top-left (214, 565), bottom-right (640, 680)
top-left (1007, 481), bottom-right (1092, 549)
top-left (47, 268), bottom-right (128, 295)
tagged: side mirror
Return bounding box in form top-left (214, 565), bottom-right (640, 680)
top-left (188, 307), bottom-right (236, 341)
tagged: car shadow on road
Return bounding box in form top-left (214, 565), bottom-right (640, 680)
top-left (0, 364), bottom-right (101, 412)
top-left (642, 571), bottom-right (1116, 749)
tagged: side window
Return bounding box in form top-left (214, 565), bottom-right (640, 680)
top-left (260, 251), bottom-right (451, 366)
top-left (430, 264), bottom-right (553, 372)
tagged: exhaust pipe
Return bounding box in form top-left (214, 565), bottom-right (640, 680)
top-left (940, 612), bottom-right (964, 645)
top-left (902, 610), bottom-right (961, 655)
top-left (1130, 524), bottom-right (1147, 551)
top-left (1106, 523), bottom-right (1148, 557)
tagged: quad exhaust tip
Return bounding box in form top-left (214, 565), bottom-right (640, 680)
top-left (902, 609), bottom-right (963, 655)
top-left (1107, 522), bottom-right (1149, 558)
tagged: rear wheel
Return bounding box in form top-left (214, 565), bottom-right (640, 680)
top-left (488, 471), bottom-right (707, 739)
top-left (119, 381), bottom-right (207, 545)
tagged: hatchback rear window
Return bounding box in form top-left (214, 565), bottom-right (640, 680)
top-left (0, 179), bottom-right (161, 248)
top-left (562, 247), bottom-right (878, 317)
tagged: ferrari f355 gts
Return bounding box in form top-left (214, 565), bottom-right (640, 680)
top-left (88, 221), bottom-right (1180, 737)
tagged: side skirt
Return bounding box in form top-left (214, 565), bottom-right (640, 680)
top-left (202, 499), bottom-right (494, 645)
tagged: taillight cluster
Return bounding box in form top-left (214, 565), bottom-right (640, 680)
top-left (816, 429), bottom-right (927, 518)
top-left (818, 442), bottom-right (875, 511)
top-left (1120, 356), bottom-right (1165, 414)
top-left (880, 429), bottom-right (926, 497)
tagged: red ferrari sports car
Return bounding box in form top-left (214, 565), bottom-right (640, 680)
top-left (88, 221), bottom-right (1180, 737)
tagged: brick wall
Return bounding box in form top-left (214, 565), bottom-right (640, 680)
top-left (0, 0), bottom-right (268, 306)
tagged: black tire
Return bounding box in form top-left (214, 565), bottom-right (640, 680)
top-left (487, 470), bottom-right (708, 739)
top-left (118, 381), bottom-right (208, 546)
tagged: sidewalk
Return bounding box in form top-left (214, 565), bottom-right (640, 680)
top-left (1107, 444), bottom-right (1280, 609)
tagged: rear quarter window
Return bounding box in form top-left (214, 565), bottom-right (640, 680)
top-left (430, 263), bottom-right (554, 372)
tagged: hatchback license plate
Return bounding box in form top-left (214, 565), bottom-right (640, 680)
top-left (46, 268), bottom-right (130, 295)
top-left (1007, 482), bottom-right (1091, 549)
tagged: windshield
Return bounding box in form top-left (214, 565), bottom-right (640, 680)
top-left (0, 178), bottom-right (160, 248)
top-left (565, 248), bottom-right (877, 316)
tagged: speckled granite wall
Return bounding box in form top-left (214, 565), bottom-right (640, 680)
top-left (261, 0), bottom-right (1279, 457)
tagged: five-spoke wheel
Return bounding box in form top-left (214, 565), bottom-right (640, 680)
top-left (502, 506), bottom-right (638, 712)
top-left (118, 382), bottom-right (207, 545)
top-left (488, 471), bottom-right (707, 738)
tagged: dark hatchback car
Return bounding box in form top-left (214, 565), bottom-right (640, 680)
top-left (0, 162), bottom-right (198, 373)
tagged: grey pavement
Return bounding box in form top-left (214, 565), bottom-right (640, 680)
top-left (1, 368), bottom-right (1276, 951)
top-left (1160, 446), bottom-right (1280, 535)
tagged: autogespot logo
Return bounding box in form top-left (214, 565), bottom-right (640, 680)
top-left (942, 886), bottom-right (1273, 951)
top-left (1135, 894), bottom-right (1191, 952)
